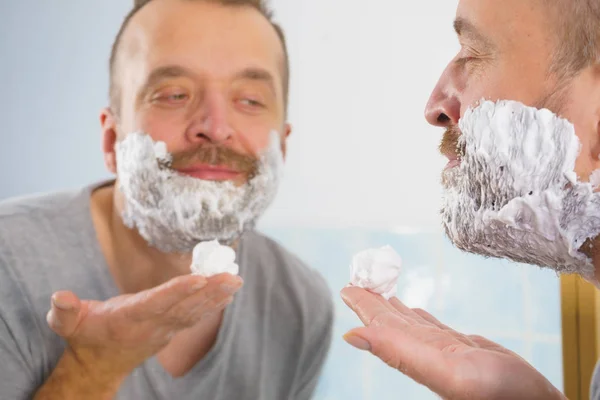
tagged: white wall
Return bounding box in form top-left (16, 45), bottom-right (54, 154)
top-left (0, 0), bottom-right (458, 232)
top-left (0, 1), bottom-right (130, 197)
top-left (266, 0), bottom-right (458, 231)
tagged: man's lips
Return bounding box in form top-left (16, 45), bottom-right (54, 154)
top-left (443, 154), bottom-right (461, 170)
top-left (175, 164), bottom-right (242, 181)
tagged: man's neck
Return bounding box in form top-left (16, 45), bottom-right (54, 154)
top-left (90, 183), bottom-right (194, 294)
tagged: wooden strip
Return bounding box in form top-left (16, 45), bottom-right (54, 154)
top-left (561, 274), bottom-right (581, 400)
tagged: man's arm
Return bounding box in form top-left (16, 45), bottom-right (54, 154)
top-left (32, 347), bottom-right (126, 400)
top-left (30, 273), bottom-right (242, 399)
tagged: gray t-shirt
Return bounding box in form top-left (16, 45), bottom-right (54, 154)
top-left (0, 183), bottom-right (334, 400)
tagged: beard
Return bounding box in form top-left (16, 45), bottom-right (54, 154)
top-left (440, 99), bottom-right (600, 281)
top-left (114, 130), bottom-right (284, 254)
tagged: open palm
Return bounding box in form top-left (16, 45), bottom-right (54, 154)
top-left (341, 287), bottom-right (565, 400)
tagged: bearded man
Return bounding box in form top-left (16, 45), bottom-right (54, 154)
top-left (0, 1), bottom-right (333, 399)
top-left (342, 0), bottom-right (600, 399)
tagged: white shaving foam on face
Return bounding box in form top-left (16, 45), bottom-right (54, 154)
top-left (442, 99), bottom-right (600, 280)
top-left (191, 240), bottom-right (239, 277)
top-left (115, 130), bottom-right (284, 253)
top-left (350, 245), bottom-right (402, 299)
top-left (589, 170), bottom-right (600, 190)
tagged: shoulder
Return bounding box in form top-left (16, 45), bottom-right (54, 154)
top-left (0, 187), bottom-right (89, 294)
top-left (0, 187), bottom-right (86, 217)
top-left (0, 187), bottom-right (93, 314)
top-left (0, 187), bottom-right (91, 255)
top-left (0, 189), bottom-right (84, 238)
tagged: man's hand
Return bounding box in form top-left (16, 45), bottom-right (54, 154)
top-left (341, 287), bottom-right (566, 400)
top-left (46, 273), bottom-right (242, 380)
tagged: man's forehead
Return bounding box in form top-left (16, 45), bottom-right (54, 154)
top-left (117, 0), bottom-right (285, 81)
top-left (453, 17), bottom-right (494, 50)
top-left (455, 0), bottom-right (552, 46)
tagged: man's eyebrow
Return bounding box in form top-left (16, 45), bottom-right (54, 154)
top-left (138, 65), bottom-right (194, 98)
top-left (453, 17), bottom-right (495, 49)
top-left (234, 67), bottom-right (277, 94)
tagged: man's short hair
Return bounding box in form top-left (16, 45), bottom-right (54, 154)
top-left (109, 0), bottom-right (289, 115)
top-left (547, 0), bottom-right (600, 79)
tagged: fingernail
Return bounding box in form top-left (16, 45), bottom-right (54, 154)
top-left (221, 283), bottom-right (242, 294)
top-left (192, 280), bottom-right (208, 292)
top-left (343, 333), bottom-right (371, 351)
top-left (52, 296), bottom-right (73, 311)
top-left (340, 292), bottom-right (352, 307)
top-left (46, 310), bottom-right (62, 328)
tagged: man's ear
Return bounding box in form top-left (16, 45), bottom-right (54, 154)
top-left (280, 122), bottom-right (292, 160)
top-left (100, 107), bottom-right (119, 174)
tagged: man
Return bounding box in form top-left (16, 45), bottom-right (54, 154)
top-left (0, 0), bottom-right (333, 399)
top-left (342, 0), bottom-right (600, 399)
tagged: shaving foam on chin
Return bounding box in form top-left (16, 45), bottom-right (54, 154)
top-left (442, 99), bottom-right (600, 281)
top-left (115, 130), bottom-right (284, 254)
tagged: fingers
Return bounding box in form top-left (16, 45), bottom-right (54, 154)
top-left (135, 274), bottom-right (209, 314)
top-left (410, 307), bottom-right (446, 327)
top-left (343, 325), bottom-right (451, 392)
top-left (341, 287), bottom-right (403, 327)
top-left (392, 300), bottom-right (449, 329)
top-left (388, 298), bottom-right (436, 326)
top-left (389, 298), bottom-right (477, 346)
top-left (124, 273), bottom-right (242, 327)
top-left (168, 274), bottom-right (243, 326)
top-left (468, 334), bottom-right (518, 356)
top-left (46, 291), bottom-right (83, 338)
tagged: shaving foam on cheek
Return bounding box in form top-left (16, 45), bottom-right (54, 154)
top-left (442, 99), bottom-right (600, 281)
top-left (115, 130), bottom-right (284, 253)
top-left (349, 245), bottom-right (402, 300)
top-left (589, 170), bottom-right (600, 190)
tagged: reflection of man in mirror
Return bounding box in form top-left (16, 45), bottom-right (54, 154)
top-left (343, 1), bottom-right (600, 399)
top-left (0, 1), bottom-right (333, 399)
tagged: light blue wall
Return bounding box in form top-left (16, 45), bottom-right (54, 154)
top-left (0, 2), bottom-right (129, 198)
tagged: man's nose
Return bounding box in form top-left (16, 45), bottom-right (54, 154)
top-left (424, 65), bottom-right (461, 128)
top-left (187, 91), bottom-right (233, 144)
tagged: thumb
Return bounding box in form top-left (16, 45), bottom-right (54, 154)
top-left (46, 291), bottom-right (83, 338)
top-left (343, 326), bottom-right (452, 395)
top-left (343, 326), bottom-right (409, 371)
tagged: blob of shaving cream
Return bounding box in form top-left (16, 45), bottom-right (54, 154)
top-left (190, 240), bottom-right (239, 277)
top-left (350, 245), bottom-right (402, 299)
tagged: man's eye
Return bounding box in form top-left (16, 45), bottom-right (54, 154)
top-left (152, 92), bottom-right (189, 103)
top-left (167, 93), bottom-right (188, 101)
top-left (455, 56), bottom-right (475, 66)
top-left (240, 98), bottom-right (264, 107)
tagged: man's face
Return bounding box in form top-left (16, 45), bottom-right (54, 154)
top-left (105, 0), bottom-right (289, 184)
top-left (426, 0), bottom-right (600, 180)
top-left (424, 0), bottom-right (600, 277)
top-left (100, 0), bottom-right (290, 252)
